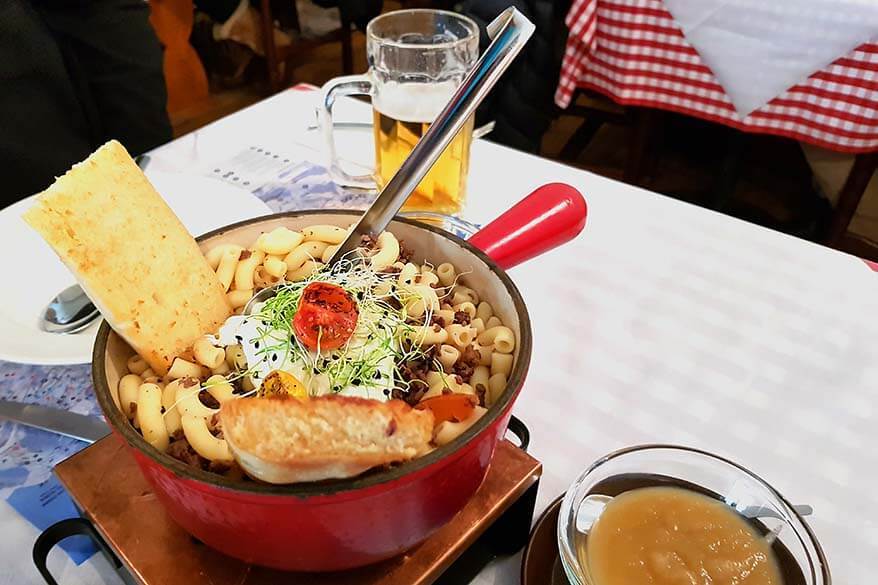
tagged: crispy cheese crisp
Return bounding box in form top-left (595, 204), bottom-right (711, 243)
top-left (23, 140), bottom-right (231, 374)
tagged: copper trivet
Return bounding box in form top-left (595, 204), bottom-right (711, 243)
top-left (51, 434), bottom-right (541, 585)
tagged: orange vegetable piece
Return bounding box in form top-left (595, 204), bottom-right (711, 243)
top-left (415, 393), bottom-right (477, 425)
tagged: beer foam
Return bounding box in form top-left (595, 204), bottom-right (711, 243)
top-left (373, 81), bottom-right (460, 124)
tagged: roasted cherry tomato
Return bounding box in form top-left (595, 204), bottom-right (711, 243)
top-left (293, 282), bottom-right (358, 351)
top-left (414, 393), bottom-right (477, 424)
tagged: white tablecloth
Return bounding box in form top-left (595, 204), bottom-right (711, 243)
top-left (16, 88), bottom-right (878, 584)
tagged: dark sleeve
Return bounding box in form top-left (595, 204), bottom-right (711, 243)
top-left (36, 0), bottom-right (173, 157)
top-left (457, 0), bottom-right (564, 153)
top-left (0, 0), bottom-right (94, 203)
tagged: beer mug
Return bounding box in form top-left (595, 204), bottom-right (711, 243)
top-left (319, 9), bottom-right (479, 215)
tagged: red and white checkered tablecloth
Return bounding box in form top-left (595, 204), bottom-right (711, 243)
top-left (556, 0), bottom-right (878, 153)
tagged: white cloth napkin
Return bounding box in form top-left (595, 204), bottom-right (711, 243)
top-left (663, 0), bottom-right (878, 116)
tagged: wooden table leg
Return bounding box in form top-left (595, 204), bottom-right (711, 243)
top-left (559, 116), bottom-right (604, 162)
top-left (708, 129), bottom-right (745, 211)
top-left (624, 108), bottom-right (660, 186)
top-left (825, 152), bottom-right (878, 247)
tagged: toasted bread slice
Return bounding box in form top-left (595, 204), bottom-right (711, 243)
top-left (221, 396), bottom-right (434, 484)
top-left (22, 140), bottom-right (231, 374)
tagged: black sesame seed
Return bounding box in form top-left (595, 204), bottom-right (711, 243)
top-left (373, 371), bottom-right (382, 379)
top-left (356, 291), bottom-right (364, 300)
top-left (235, 335), bottom-right (242, 342)
top-left (312, 367), bottom-right (319, 374)
top-left (254, 341), bottom-right (260, 349)
top-left (383, 389), bottom-right (390, 396)
top-left (352, 379), bottom-right (361, 386)
top-left (271, 354), bottom-right (278, 361)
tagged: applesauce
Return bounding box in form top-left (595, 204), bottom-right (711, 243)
top-left (582, 486), bottom-right (783, 585)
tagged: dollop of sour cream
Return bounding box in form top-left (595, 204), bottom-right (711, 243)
top-left (211, 301), bottom-right (395, 401)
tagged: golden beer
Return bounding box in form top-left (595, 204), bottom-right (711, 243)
top-left (320, 10), bottom-right (479, 212)
top-left (373, 109), bottom-right (473, 215)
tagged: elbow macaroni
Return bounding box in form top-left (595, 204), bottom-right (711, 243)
top-left (118, 374), bottom-right (142, 419)
top-left (137, 383), bottom-right (169, 452)
top-left (256, 227), bottom-right (303, 255)
top-left (167, 358), bottom-right (206, 380)
top-left (126, 354), bottom-right (148, 375)
top-left (122, 223), bottom-right (519, 476)
top-left (477, 326), bottom-right (515, 354)
top-left (181, 415), bottom-right (233, 462)
top-left (302, 224), bottom-right (347, 244)
top-left (193, 338), bottom-right (225, 369)
top-left (234, 250), bottom-right (265, 291)
top-left (370, 232), bottom-right (400, 270)
top-left (161, 380), bottom-right (182, 435)
top-left (175, 378), bottom-right (218, 419)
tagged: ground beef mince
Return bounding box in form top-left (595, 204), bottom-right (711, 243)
top-left (430, 314), bottom-right (446, 328)
top-left (453, 310), bottom-right (471, 325)
top-left (398, 240), bottom-right (414, 264)
top-left (381, 265), bottom-right (402, 274)
top-left (199, 390), bottom-right (220, 409)
top-left (452, 345), bottom-right (481, 383)
top-left (360, 233), bottom-right (378, 252)
top-left (396, 345), bottom-right (437, 404)
top-left (167, 437), bottom-right (205, 469)
top-left (452, 362), bottom-right (475, 383)
top-left (475, 383), bottom-right (488, 407)
top-left (208, 460), bottom-right (232, 474)
top-left (391, 385), bottom-right (424, 405)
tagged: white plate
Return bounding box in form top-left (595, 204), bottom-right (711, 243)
top-left (0, 172), bottom-right (271, 365)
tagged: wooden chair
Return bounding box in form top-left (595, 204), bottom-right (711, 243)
top-left (258, 0), bottom-right (353, 93)
top-left (825, 153), bottom-right (878, 247)
top-left (556, 89), bottom-right (663, 187)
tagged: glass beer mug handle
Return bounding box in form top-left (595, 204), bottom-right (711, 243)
top-left (319, 75), bottom-right (377, 190)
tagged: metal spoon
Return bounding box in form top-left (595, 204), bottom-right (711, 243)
top-left (39, 284), bottom-right (100, 334)
top-left (38, 154), bottom-right (150, 334)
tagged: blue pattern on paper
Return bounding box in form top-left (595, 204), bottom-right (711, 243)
top-left (7, 477), bottom-right (97, 564)
top-left (254, 163), bottom-right (377, 212)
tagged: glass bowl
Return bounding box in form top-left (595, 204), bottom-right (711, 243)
top-left (558, 445), bottom-right (831, 585)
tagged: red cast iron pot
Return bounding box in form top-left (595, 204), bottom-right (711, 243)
top-left (91, 183), bottom-right (586, 572)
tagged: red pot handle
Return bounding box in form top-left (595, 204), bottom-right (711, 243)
top-left (467, 183), bottom-right (587, 270)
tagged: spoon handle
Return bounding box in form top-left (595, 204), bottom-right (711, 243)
top-left (328, 8), bottom-right (535, 265)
